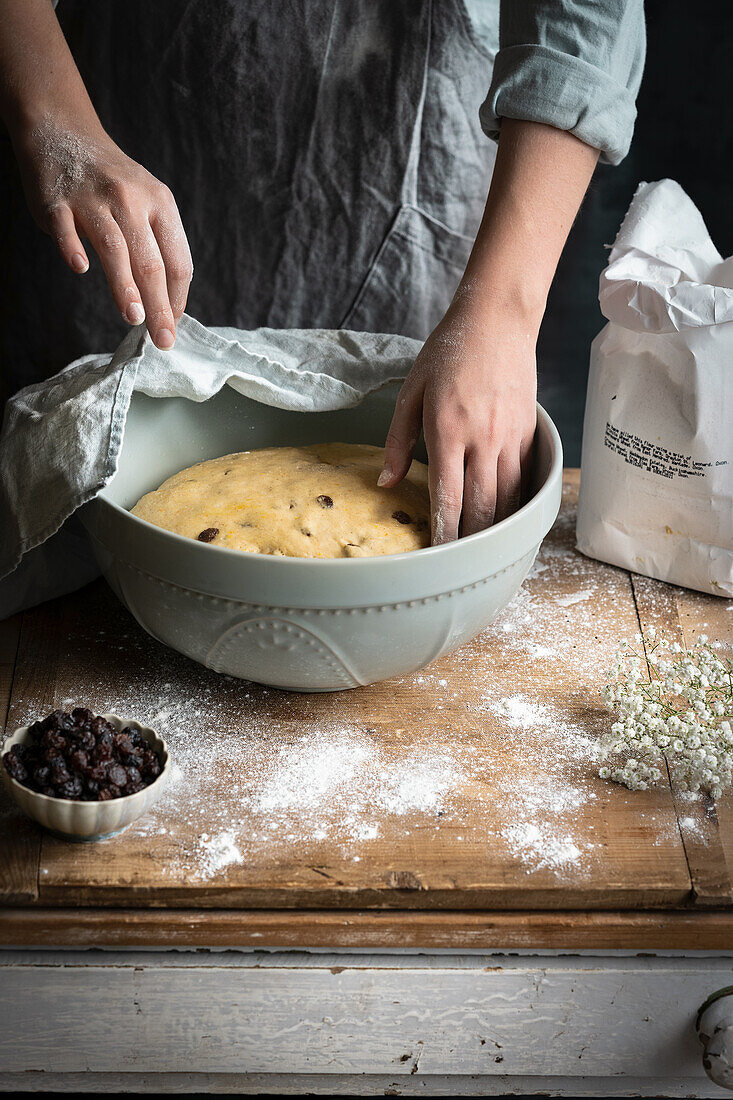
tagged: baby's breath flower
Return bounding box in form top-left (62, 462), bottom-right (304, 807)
top-left (601, 632), bottom-right (733, 799)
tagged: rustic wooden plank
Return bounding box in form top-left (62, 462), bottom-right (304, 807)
top-left (0, 611), bottom-right (41, 905)
top-left (2, 907), bottom-right (733, 951)
top-left (24, 472), bottom-right (689, 909)
top-left (631, 574), bottom-right (733, 907)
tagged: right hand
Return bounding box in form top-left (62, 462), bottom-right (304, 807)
top-left (14, 117), bottom-right (192, 349)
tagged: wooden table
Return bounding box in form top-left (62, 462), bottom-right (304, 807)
top-left (2, 470), bottom-right (732, 1096)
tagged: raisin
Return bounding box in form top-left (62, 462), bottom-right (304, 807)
top-left (142, 751), bottom-right (162, 779)
top-left (50, 759), bottom-right (70, 786)
top-left (72, 707), bottom-right (95, 726)
top-left (97, 788), bottom-right (116, 801)
top-left (87, 763), bottom-right (108, 783)
top-left (316, 494), bottom-right (334, 508)
top-left (4, 752), bottom-right (27, 783)
top-left (197, 527), bottom-right (219, 542)
top-left (42, 730), bottom-right (67, 753)
top-left (392, 510), bottom-right (411, 524)
top-left (33, 764), bottom-right (51, 787)
top-left (57, 777), bottom-right (83, 800)
top-left (108, 763), bottom-right (127, 788)
top-left (70, 749), bottom-right (89, 773)
top-left (78, 729), bottom-right (96, 753)
top-left (93, 741), bottom-right (113, 763)
top-left (113, 732), bottom-right (134, 755)
top-left (125, 765), bottom-right (142, 788)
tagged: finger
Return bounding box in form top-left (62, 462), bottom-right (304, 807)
top-left (520, 433), bottom-right (535, 505)
top-left (495, 447), bottom-right (523, 523)
top-left (80, 207), bottom-right (145, 326)
top-left (461, 450), bottom-right (498, 536)
top-left (48, 204), bottom-right (89, 275)
top-left (379, 382), bottom-right (423, 488)
top-left (150, 196), bottom-right (193, 322)
top-left (426, 435), bottom-right (464, 545)
top-left (126, 220), bottom-right (176, 350)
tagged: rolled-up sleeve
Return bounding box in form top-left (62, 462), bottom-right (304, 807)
top-left (479, 1), bottom-right (646, 165)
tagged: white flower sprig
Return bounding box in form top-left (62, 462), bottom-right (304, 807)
top-left (600, 628), bottom-right (733, 798)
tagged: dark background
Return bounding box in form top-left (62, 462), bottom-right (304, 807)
top-left (539, 0), bottom-right (733, 464)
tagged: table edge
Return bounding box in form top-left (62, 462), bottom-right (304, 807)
top-left (1, 906), bottom-right (731, 951)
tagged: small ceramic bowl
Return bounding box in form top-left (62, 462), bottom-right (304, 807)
top-left (0, 714), bottom-right (169, 841)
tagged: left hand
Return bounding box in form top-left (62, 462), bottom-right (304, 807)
top-left (378, 296), bottom-right (538, 543)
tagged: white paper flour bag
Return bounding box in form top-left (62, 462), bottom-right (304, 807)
top-left (576, 180), bottom-right (733, 597)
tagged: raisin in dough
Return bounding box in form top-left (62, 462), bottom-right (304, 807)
top-left (131, 443), bottom-right (431, 558)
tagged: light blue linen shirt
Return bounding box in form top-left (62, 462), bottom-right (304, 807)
top-left (465, 0), bottom-right (646, 164)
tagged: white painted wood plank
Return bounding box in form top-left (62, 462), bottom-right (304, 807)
top-left (1, 953), bottom-right (731, 1078)
top-left (0, 1071), bottom-right (731, 1097)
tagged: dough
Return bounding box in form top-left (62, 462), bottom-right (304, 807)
top-left (131, 442), bottom-right (431, 558)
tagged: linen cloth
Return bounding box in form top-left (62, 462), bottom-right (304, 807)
top-left (0, 316), bottom-right (421, 618)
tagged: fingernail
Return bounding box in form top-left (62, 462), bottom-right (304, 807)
top-left (71, 252), bottom-right (88, 273)
top-left (377, 465), bottom-right (392, 487)
top-left (155, 328), bottom-right (175, 350)
top-left (126, 302), bottom-right (145, 325)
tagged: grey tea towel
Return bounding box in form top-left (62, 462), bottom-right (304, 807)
top-left (0, 314), bottom-right (421, 618)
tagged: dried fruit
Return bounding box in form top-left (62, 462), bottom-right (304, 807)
top-left (2, 709), bottom-right (163, 802)
top-left (392, 510), bottom-right (411, 524)
top-left (316, 494), bottom-right (334, 508)
top-left (197, 527), bottom-right (219, 542)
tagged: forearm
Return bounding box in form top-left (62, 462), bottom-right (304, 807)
top-left (0, 0), bottom-right (101, 142)
top-left (455, 118), bottom-right (599, 330)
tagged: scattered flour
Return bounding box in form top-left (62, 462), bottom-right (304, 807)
top-left (502, 823), bottom-right (585, 871)
top-left (198, 831), bottom-right (242, 877)
top-left (554, 591), bottom-right (593, 607)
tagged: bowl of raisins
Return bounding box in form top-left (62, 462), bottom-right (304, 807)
top-left (1, 708), bottom-right (169, 841)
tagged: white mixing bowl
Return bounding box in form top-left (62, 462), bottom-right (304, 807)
top-left (80, 384), bottom-right (562, 691)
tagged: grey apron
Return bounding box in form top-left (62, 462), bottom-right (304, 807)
top-left (0, 0), bottom-right (496, 397)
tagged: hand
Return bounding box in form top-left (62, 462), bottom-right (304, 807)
top-left (377, 119), bottom-right (599, 543)
top-left (379, 297), bottom-right (538, 543)
top-left (14, 117), bottom-right (192, 349)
